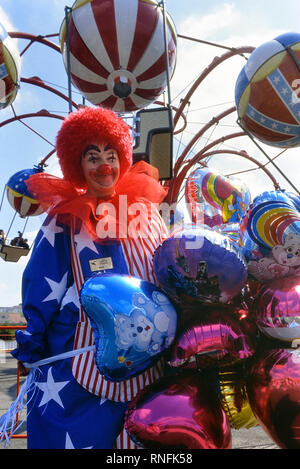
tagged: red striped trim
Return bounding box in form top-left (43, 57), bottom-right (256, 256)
top-left (12, 194), bottom-right (22, 215)
top-left (123, 96), bottom-right (145, 112)
top-left (97, 95), bottom-right (118, 109)
top-left (127, 1), bottom-right (159, 72)
top-left (136, 36), bottom-right (176, 82)
top-left (0, 50), bottom-right (15, 100)
top-left (135, 86), bottom-right (165, 100)
top-left (70, 74), bottom-right (108, 93)
top-left (23, 202), bottom-right (41, 218)
top-left (91, 0), bottom-right (120, 70)
top-left (115, 428), bottom-right (140, 450)
top-left (69, 16), bottom-right (110, 78)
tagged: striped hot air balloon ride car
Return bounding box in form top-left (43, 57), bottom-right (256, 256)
top-left (235, 32), bottom-right (300, 148)
top-left (59, 0), bottom-right (177, 112)
top-left (0, 21), bottom-right (21, 109)
top-left (6, 167), bottom-right (45, 218)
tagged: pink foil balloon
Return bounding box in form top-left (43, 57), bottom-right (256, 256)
top-left (125, 371), bottom-right (232, 449)
top-left (246, 347), bottom-right (300, 449)
top-left (169, 311), bottom-right (255, 369)
top-left (252, 276), bottom-right (300, 342)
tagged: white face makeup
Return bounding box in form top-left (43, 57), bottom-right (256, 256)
top-left (81, 142), bottom-right (120, 197)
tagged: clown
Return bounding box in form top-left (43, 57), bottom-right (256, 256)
top-left (8, 107), bottom-right (169, 449)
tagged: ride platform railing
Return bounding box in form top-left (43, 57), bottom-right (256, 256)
top-left (0, 325), bottom-right (27, 440)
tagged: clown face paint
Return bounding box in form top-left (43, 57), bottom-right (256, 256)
top-left (81, 142), bottom-right (120, 197)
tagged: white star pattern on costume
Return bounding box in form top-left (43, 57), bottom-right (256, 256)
top-left (36, 367), bottom-right (69, 408)
top-left (37, 217), bottom-right (64, 248)
top-left (74, 223), bottom-right (98, 256)
top-left (65, 432), bottom-right (93, 449)
top-left (60, 283), bottom-right (80, 309)
top-left (100, 398), bottom-right (107, 406)
top-left (42, 272), bottom-right (68, 303)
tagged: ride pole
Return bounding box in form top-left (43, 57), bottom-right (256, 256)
top-left (64, 6), bottom-right (73, 114)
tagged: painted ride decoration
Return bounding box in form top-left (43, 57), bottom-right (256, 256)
top-left (59, 0), bottom-right (177, 112)
top-left (0, 21), bottom-right (21, 109)
top-left (235, 32), bottom-right (300, 148)
top-left (6, 167), bottom-right (45, 218)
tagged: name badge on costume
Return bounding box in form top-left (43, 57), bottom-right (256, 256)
top-left (89, 257), bottom-right (113, 272)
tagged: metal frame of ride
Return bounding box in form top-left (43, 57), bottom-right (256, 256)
top-left (1, 0), bottom-right (300, 448)
top-left (1, 0), bottom-right (299, 264)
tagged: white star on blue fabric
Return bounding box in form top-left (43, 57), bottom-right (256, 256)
top-left (36, 367), bottom-right (69, 408)
top-left (65, 432), bottom-right (93, 449)
top-left (74, 223), bottom-right (98, 256)
top-left (42, 272), bottom-right (68, 303)
top-left (37, 217), bottom-right (64, 248)
top-left (60, 282), bottom-right (80, 309)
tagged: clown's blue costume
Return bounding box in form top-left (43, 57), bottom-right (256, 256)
top-left (4, 106), bottom-right (169, 449)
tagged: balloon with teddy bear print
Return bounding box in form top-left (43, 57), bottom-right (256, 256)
top-left (240, 190), bottom-right (300, 283)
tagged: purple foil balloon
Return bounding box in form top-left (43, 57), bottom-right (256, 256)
top-left (246, 347), bottom-right (300, 449)
top-left (153, 226), bottom-right (247, 305)
top-left (169, 310), bottom-right (255, 369)
top-left (252, 276), bottom-right (300, 343)
top-left (125, 371), bottom-right (232, 449)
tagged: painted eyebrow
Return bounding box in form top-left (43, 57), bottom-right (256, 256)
top-left (83, 144), bottom-right (101, 156)
top-left (83, 144), bottom-right (113, 156)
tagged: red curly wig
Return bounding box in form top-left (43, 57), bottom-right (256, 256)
top-left (56, 106), bottom-right (133, 188)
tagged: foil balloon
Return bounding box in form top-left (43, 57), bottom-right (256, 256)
top-left (215, 223), bottom-right (242, 247)
top-left (161, 204), bottom-right (185, 236)
top-left (59, 0), bottom-right (177, 112)
top-left (286, 191), bottom-right (300, 212)
top-left (153, 225), bottom-right (247, 305)
top-left (235, 32), bottom-right (300, 148)
top-left (246, 347), bottom-right (300, 448)
top-left (169, 310), bottom-right (254, 370)
top-left (252, 276), bottom-right (300, 342)
top-left (6, 167), bottom-right (45, 218)
top-left (185, 167), bottom-right (251, 227)
top-left (217, 367), bottom-right (258, 430)
top-left (241, 190), bottom-right (300, 282)
top-left (80, 273), bottom-right (177, 381)
top-left (125, 370), bottom-right (232, 449)
top-left (0, 22), bottom-right (21, 109)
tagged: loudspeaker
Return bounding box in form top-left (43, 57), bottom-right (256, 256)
top-left (133, 107), bottom-right (173, 180)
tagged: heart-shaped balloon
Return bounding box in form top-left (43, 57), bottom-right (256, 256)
top-left (252, 276), bottom-right (300, 343)
top-left (246, 347), bottom-right (300, 449)
top-left (124, 370), bottom-right (232, 449)
top-left (153, 225), bottom-right (247, 305)
top-left (185, 167), bottom-right (251, 227)
top-left (80, 273), bottom-right (178, 381)
top-left (169, 310), bottom-right (255, 369)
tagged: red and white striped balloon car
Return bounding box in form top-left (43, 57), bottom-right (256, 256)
top-left (6, 168), bottom-right (45, 218)
top-left (60, 0), bottom-right (177, 112)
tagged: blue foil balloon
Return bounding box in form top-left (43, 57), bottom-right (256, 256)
top-left (80, 273), bottom-right (178, 382)
top-left (153, 225), bottom-right (247, 304)
top-left (286, 192), bottom-right (300, 212)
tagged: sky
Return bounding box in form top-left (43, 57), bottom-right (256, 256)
top-left (0, 0), bottom-right (300, 305)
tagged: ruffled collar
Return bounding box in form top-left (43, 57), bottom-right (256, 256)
top-left (26, 162), bottom-right (168, 240)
